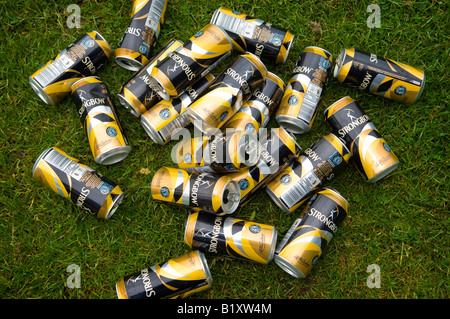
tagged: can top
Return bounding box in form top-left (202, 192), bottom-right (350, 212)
top-left (266, 72), bottom-right (285, 90)
top-left (319, 187), bottom-right (349, 213)
top-left (333, 48), bottom-right (348, 78)
top-left (221, 180), bottom-right (241, 214)
top-left (303, 46), bottom-right (333, 60)
top-left (91, 30), bottom-right (113, 59)
top-left (242, 51), bottom-right (268, 78)
top-left (71, 76), bottom-right (102, 91)
top-left (32, 147), bottom-right (53, 178)
top-left (323, 95), bottom-right (354, 116)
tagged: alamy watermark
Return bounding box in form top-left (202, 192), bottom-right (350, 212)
top-left (366, 264), bottom-right (381, 288)
top-left (67, 4), bottom-right (81, 29)
top-left (367, 4), bottom-right (381, 28)
top-left (66, 264), bottom-right (81, 288)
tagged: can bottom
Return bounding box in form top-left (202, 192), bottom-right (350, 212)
top-left (274, 255), bottom-right (306, 279)
top-left (95, 145), bottom-right (131, 165)
top-left (141, 115), bottom-right (165, 145)
top-left (412, 71), bottom-right (426, 103)
top-left (267, 227), bottom-right (278, 263)
top-left (365, 160), bottom-right (399, 183)
top-left (115, 56), bottom-right (143, 72)
top-left (276, 115), bottom-right (311, 135)
top-left (104, 191), bottom-right (125, 220)
top-left (115, 279), bottom-right (128, 299)
top-left (29, 76), bottom-right (56, 105)
top-left (117, 93), bottom-right (140, 117)
top-left (265, 184), bottom-right (291, 213)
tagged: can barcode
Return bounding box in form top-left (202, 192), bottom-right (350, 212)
top-left (43, 149), bottom-right (87, 181)
top-left (280, 171), bottom-right (321, 209)
top-left (214, 12), bottom-right (256, 37)
top-left (145, 0), bottom-right (166, 33)
top-left (297, 83), bottom-right (322, 123)
top-left (158, 112), bottom-right (191, 142)
top-left (34, 53), bottom-right (74, 88)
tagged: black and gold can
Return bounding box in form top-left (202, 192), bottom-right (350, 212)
top-left (29, 30), bottom-right (112, 105)
top-left (32, 147), bottom-right (124, 219)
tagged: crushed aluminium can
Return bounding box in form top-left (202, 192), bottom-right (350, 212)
top-left (210, 6), bottom-right (295, 64)
top-left (71, 76), bottom-right (130, 165)
top-left (221, 72), bottom-right (285, 134)
top-left (115, 0), bottom-right (168, 71)
top-left (140, 72), bottom-right (215, 145)
top-left (276, 46), bottom-right (333, 134)
top-left (274, 188), bottom-right (348, 278)
top-left (186, 52), bottom-right (267, 133)
top-left (29, 30), bottom-right (112, 105)
top-left (184, 210), bottom-right (278, 264)
top-left (32, 147), bottom-right (124, 219)
top-left (151, 167), bottom-right (241, 214)
top-left (148, 24), bottom-right (233, 100)
top-left (117, 39), bottom-right (183, 117)
top-left (227, 126), bottom-right (302, 206)
top-left (266, 133), bottom-right (351, 213)
top-left (115, 250), bottom-right (212, 299)
top-left (324, 96), bottom-right (399, 182)
top-left (333, 48), bottom-right (425, 104)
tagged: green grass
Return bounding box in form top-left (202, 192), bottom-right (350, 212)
top-left (0, 0), bottom-right (448, 300)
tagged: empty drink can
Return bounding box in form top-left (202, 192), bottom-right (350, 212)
top-left (32, 147), bottom-right (124, 219)
top-left (115, 0), bottom-right (168, 71)
top-left (275, 46), bottom-right (333, 134)
top-left (333, 48), bottom-right (425, 104)
top-left (71, 76), bottom-right (130, 165)
top-left (184, 210), bottom-right (277, 264)
top-left (115, 250), bottom-right (212, 299)
top-left (274, 188), bottom-right (348, 278)
top-left (210, 6), bottom-right (294, 64)
top-left (29, 30), bottom-right (112, 105)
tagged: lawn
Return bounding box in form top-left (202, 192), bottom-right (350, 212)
top-left (0, 0), bottom-right (448, 301)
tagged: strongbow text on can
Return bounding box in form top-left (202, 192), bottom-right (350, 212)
top-left (228, 126), bottom-right (301, 206)
top-left (151, 167), bottom-right (241, 214)
top-left (333, 48), bottom-right (425, 104)
top-left (116, 250), bottom-right (212, 299)
top-left (222, 72), bottom-right (285, 134)
top-left (184, 210), bottom-right (278, 264)
top-left (186, 52), bottom-right (267, 133)
top-left (117, 39), bottom-right (183, 117)
top-left (276, 46), bottom-right (333, 134)
top-left (274, 188), bottom-right (348, 278)
top-left (115, 0), bottom-right (168, 71)
top-left (29, 30), bottom-right (112, 105)
top-left (32, 147), bottom-right (124, 219)
top-left (210, 6), bottom-right (294, 64)
top-left (141, 72), bottom-right (215, 145)
top-left (148, 24), bottom-right (233, 100)
top-left (324, 96), bottom-right (399, 182)
top-left (266, 133), bottom-right (350, 213)
top-left (71, 76), bottom-right (130, 165)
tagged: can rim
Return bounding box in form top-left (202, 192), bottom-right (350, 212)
top-left (117, 93), bottom-right (140, 117)
top-left (267, 72), bottom-right (286, 87)
top-left (323, 95), bottom-right (353, 115)
top-left (115, 55), bottom-right (143, 72)
top-left (280, 32), bottom-right (295, 64)
top-left (141, 114), bottom-right (165, 145)
top-left (32, 147), bottom-right (53, 178)
top-left (304, 46), bottom-right (333, 59)
top-left (71, 75), bottom-right (101, 89)
top-left (92, 30), bottom-right (113, 56)
top-left (265, 183), bottom-right (291, 213)
top-left (333, 48), bottom-right (347, 78)
top-left (28, 76), bottom-right (56, 105)
top-left (328, 133), bottom-right (351, 155)
top-left (221, 180), bottom-right (240, 214)
top-left (366, 160), bottom-right (399, 183)
top-left (279, 125), bottom-right (302, 153)
top-left (148, 74), bottom-right (171, 101)
top-left (276, 115), bottom-right (311, 135)
top-left (242, 51), bottom-right (268, 77)
top-left (196, 250), bottom-right (213, 288)
top-left (95, 145), bottom-right (131, 165)
top-left (267, 227), bottom-right (278, 263)
top-left (104, 190), bottom-right (125, 220)
top-left (209, 7), bottom-right (222, 25)
top-left (412, 71), bottom-right (426, 103)
top-left (320, 187), bottom-right (350, 207)
top-left (208, 23), bottom-right (234, 49)
top-left (274, 254), bottom-right (306, 278)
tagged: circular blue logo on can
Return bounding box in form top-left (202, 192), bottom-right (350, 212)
top-left (383, 142), bottom-right (391, 152)
top-left (160, 186), bottom-right (170, 198)
top-left (232, 10), bottom-right (241, 15)
top-left (83, 38), bottom-right (94, 48)
top-left (159, 108), bottom-right (171, 120)
top-left (195, 30), bottom-right (204, 38)
top-left (272, 36), bottom-right (282, 46)
top-left (238, 178), bottom-right (249, 191)
top-left (288, 95), bottom-right (298, 106)
top-left (245, 123), bottom-right (255, 133)
top-left (100, 183), bottom-right (113, 194)
top-left (184, 153), bottom-right (192, 164)
top-left (395, 86), bottom-right (406, 95)
top-left (280, 174), bottom-right (291, 185)
top-left (220, 111), bottom-right (228, 122)
top-left (249, 224), bottom-right (261, 234)
top-left (139, 43), bottom-right (149, 55)
top-left (106, 127), bottom-right (118, 137)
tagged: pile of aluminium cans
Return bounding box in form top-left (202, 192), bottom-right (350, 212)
top-left (29, 1), bottom-right (425, 299)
